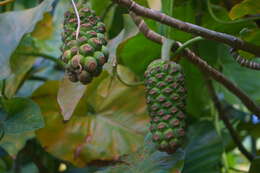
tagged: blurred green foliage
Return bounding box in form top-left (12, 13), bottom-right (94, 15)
top-left (0, 0), bottom-right (259, 172)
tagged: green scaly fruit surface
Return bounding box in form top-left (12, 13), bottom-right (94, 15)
top-left (61, 2), bottom-right (108, 85)
top-left (144, 59), bottom-right (187, 153)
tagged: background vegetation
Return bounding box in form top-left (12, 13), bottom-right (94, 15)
top-left (0, 0), bottom-right (260, 172)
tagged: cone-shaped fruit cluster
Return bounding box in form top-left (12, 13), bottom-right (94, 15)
top-left (144, 59), bottom-right (187, 153)
top-left (61, 3), bottom-right (109, 84)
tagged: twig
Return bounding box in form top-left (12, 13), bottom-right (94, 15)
top-left (230, 48), bottom-right (260, 70)
top-left (205, 76), bottom-right (254, 161)
top-left (113, 0), bottom-right (260, 57)
top-left (172, 36), bottom-right (204, 57)
top-left (71, 0), bottom-right (81, 40)
top-left (207, 0), bottom-right (260, 24)
top-left (129, 12), bottom-right (260, 118)
top-left (0, 0), bottom-right (14, 6)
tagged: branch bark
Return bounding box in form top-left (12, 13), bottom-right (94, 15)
top-left (205, 76), bottom-right (254, 161)
top-left (129, 12), bottom-right (260, 118)
top-left (113, 0), bottom-right (260, 57)
top-left (230, 48), bottom-right (260, 70)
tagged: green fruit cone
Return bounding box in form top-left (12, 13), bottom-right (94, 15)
top-left (61, 2), bottom-right (109, 85)
top-left (144, 59), bottom-right (187, 154)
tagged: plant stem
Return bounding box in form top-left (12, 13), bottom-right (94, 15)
top-left (172, 36), bottom-right (204, 57)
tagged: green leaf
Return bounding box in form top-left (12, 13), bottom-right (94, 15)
top-left (57, 77), bottom-right (86, 121)
top-left (220, 46), bottom-right (260, 102)
top-left (109, 14), bottom-right (139, 58)
top-left (249, 157), bottom-right (260, 173)
top-left (0, 98), bottom-right (43, 156)
top-left (0, 0), bottom-right (55, 79)
top-left (180, 59), bottom-right (212, 117)
top-left (1, 97), bottom-right (44, 134)
top-left (229, 0), bottom-right (260, 20)
top-left (118, 33), bottom-right (160, 78)
top-left (98, 133), bottom-right (185, 173)
top-left (240, 28), bottom-right (260, 47)
top-left (202, 2), bottom-right (256, 36)
top-left (168, 1), bottom-right (194, 42)
top-left (238, 122), bottom-right (260, 138)
top-left (34, 0), bottom-right (70, 58)
top-left (4, 35), bottom-right (38, 98)
top-left (116, 18), bottom-right (161, 78)
top-left (90, 0), bottom-right (110, 16)
top-left (0, 132), bottom-right (34, 156)
top-left (32, 71), bottom-right (149, 167)
top-left (183, 121), bottom-right (223, 173)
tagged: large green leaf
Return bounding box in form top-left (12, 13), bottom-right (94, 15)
top-left (118, 34), bottom-right (160, 78)
top-left (98, 121), bottom-right (223, 173)
top-left (168, 0), bottom-right (194, 42)
top-left (116, 18), bottom-right (160, 78)
top-left (0, 97), bottom-right (44, 134)
top-left (98, 133), bottom-right (185, 173)
top-left (90, 0), bottom-right (111, 16)
top-left (0, 0), bottom-right (55, 79)
top-left (109, 14), bottom-right (139, 63)
top-left (183, 121), bottom-right (223, 173)
top-left (0, 132), bottom-right (34, 157)
top-left (0, 97), bottom-right (43, 156)
top-left (32, 70), bottom-right (149, 167)
top-left (229, 0), bottom-right (260, 20)
top-left (180, 59), bottom-right (212, 118)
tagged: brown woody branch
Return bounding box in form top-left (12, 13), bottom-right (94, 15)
top-left (113, 0), bottom-right (260, 57)
top-left (230, 48), bottom-right (260, 70)
top-left (205, 76), bottom-right (254, 161)
top-left (129, 12), bottom-right (260, 118)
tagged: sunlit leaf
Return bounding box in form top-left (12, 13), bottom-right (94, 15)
top-left (229, 0), bottom-right (260, 20)
top-left (31, 13), bottom-right (54, 40)
top-left (33, 70), bottom-right (149, 166)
